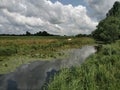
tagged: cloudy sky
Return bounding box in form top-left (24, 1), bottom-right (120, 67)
top-left (0, 0), bottom-right (119, 35)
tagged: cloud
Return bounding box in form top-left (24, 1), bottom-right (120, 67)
top-left (85, 0), bottom-right (120, 20)
top-left (0, 0), bottom-right (104, 35)
top-left (2, 9), bottom-right (44, 26)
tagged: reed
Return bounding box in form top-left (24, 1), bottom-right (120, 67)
top-left (46, 40), bottom-right (120, 90)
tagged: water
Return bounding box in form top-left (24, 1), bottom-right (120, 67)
top-left (0, 46), bottom-right (96, 90)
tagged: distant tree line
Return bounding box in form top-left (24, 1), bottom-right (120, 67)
top-left (26, 31), bottom-right (55, 36)
top-left (0, 30), bottom-right (92, 37)
top-left (75, 34), bottom-right (92, 37)
top-left (0, 31), bottom-right (56, 36)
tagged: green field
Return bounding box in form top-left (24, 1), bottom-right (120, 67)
top-left (0, 36), bottom-right (95, 74)
top-left (45, 40), bottom-right (120, 90)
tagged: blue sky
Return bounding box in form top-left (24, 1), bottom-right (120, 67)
top-left (51, 0), bottom-right (87, 6)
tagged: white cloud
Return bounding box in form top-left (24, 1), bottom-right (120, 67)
top-left (85, 0), bottom-right (120, 20)
top-left (2, 9), bottom-right (44, 26)
top-left (0, 0), bottom-right (100, 35)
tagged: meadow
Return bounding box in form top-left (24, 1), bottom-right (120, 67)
top-left (0, 36), bottom-right (94, 74)
top-left (45, 40), bottom-right (120, 90)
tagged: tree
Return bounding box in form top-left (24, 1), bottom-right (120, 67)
top-left (42, 31), bottom-right (49, 36)
top-left (26, 31), bottom-right (31, 36)
top-left (92, 1), bottom-right (120, 43)
top-left (34, 31), bottom-right (53, 36)
top-left (107, 1), bottom-right (120, 17)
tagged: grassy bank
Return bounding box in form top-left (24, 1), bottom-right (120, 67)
top-left (46, 40), bottom-right (120, 90)
top-left (0, 36), bottom-right (94, 74)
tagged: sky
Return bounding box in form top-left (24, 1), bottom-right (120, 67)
top-left (0, 0), bottom-right (120, 35)
top-left (51, 0), bottom-right (87, 6)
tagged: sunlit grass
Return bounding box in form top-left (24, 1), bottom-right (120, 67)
top-left (0, 36), bottom-right (94, 74)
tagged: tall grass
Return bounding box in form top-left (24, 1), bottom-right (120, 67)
top-left (0, 36), bottom-right (94, 74)
top-left (46, 40), bottom-right (120, 90)
top-left (0, 36), bottom-right (94, 59)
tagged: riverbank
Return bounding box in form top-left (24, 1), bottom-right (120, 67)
top-left (47, 40), bottom-right (120, 90)
top-left (0, 36), bottom-right (95, 74)
top-left (0, 46), bottom-right (96, 90)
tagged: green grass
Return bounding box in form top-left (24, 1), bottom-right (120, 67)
top-left (0, 36), bottom-right (95, 74)
top-left (45, 40), bottom-right (120, 90)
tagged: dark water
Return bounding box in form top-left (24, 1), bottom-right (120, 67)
top-left (0, 46), bottom-right (96, 90)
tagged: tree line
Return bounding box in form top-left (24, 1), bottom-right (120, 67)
top-left (0, 31), bottom-right (56, 36)
top-left (0, 30), bottom-right (91, 37)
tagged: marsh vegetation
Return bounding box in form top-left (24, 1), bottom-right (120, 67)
top-left (0, 36), bottom-right (94, 74)
top-left (45, 40), bottom-right (120, 90)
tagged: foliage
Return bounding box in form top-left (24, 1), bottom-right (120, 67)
top-left (0, 31), bottom-right (55, 36)
top-left (75, 34), bottom-right (91, 37)
top-left (26, 31), bottom-right (31, 36)
top-left (46, 40), bottom-right (120, 90)
top-left (107, 1), bottom-right (120, 17)
top-left (92, 16), bottom-right (120, 43)
top-left (92, 1), bottom-right (120, 43)
top-left (34, 31), bottom-right (54, 36)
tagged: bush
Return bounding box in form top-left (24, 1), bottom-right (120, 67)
top-left (0, 47), bottom-right (17, 56)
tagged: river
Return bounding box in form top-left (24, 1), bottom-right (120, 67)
top-left (0, 46), bottom-right (96, 90)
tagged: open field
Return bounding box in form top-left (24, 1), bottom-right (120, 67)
top-left (46, 40), bottom-right (120, 90)
top-left (0, 36), bottom-right (95, 74)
